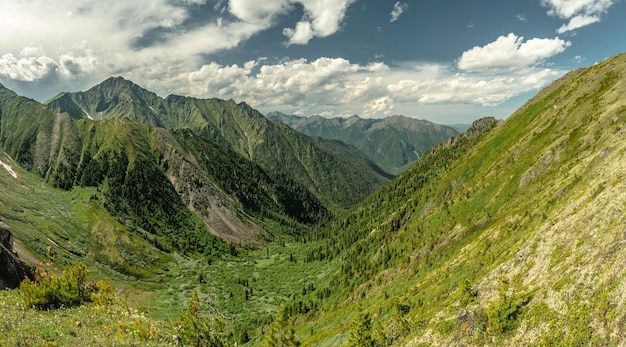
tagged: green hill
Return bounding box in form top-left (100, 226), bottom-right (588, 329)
top-left (267, 112), bottom-right (459, 173)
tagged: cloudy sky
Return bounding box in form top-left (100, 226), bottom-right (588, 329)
top-left (0, 0), bottom-right (623, 123)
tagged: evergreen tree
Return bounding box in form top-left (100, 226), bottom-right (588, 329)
top-left (177, 289), bottom-right (225, 347)
top-left (263, 305), bottom-right (300, 347)
top-left (348, 306), bottom-right (376, 347)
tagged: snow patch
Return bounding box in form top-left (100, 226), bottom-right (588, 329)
top-left (80, 107), bottom-right (93, 120)
top-left (0, 159), bottom-right (18, 179)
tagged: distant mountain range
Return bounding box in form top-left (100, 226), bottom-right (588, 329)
top-left (266, 112), bottom-right (459, 172)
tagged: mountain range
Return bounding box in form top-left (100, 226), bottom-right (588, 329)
top-left (267, 112), bottom-right (459, 173)
top-left (45, 77), bottom-right (392, 212)
top-left (1, 53), bottom-right (626, 346)
top-left (0, 77), bottom-right (396, 281)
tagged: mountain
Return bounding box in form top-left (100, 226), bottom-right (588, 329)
top-left (6, 53), bottom-right (626, 346)
top-left (0, 82), bottom-right (344, 278)
top-left (266, 112), bottom-right (459, 172)
top-left (290, 53), bottom-right (626, 345)
top-left (46, 78), bottom-right (391, 211)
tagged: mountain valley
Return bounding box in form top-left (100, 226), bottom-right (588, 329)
top-left (1, 53), bottom-right (626, 346)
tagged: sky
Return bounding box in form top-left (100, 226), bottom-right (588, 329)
top-left (0, 0), bottom-right (623, 124)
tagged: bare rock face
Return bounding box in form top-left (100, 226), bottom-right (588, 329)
top-left (0, 221), bottom-right (35, 289)
top-left (155, 129), bottom-right (267, 245)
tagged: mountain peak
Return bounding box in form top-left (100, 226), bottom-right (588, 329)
top-left (95, 76), bottom-right (146, 92)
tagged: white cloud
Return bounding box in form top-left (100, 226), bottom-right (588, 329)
top-left (286, 0), bottom-right (356, 45)
top-left (540, 0), bottom-right (613, 33)
top-left (457, 33), bottom-right (570, 72)
top-left (228, 0), bottom-right (292, 23)
top-left (226, 0), bottom-right (354, 45)
top-left (0, 47), bottom-right (57, 82)
top-left (556, 14), bottom-right (600, 33)
top-left (388, 67), bottom-right (561, 107)
top-left (176, 53), bottom-right (564, 118)
top-left (283, 21), bottom-right (315, 45)
top-left (390, 2), bottom-right (408, 23)
top-left (364, 96), bottom-right (395, 117)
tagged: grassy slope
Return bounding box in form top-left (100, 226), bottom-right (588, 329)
top-left (291, 53), bottom-right (626, 346)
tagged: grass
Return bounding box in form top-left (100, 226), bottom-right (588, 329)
top-left (0, 288), bottom-right (175, 346)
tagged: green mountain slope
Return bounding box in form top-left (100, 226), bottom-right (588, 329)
top-left (0, 83), bottom-right (336, 276)
top-left (47, 79), bottom-right (391, 212)
top-left (291, 53), bottom-right (626, 346)
top-left (267, 112), bottom-right (459, 172)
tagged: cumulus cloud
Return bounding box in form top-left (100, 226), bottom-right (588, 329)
top-left (283, 21), bottom-right (315, 45)
top-left (226, 0), bottom-right (355, 45)
top-left (390, 2), bottom-right (408, 23)
top-left (0, 48), bottom-right (58, 82)
top-left (0, 0), bottom-right (568, 120)
top-left (228, 0), bottom-right (292, 23)
top-left (387, 67), bottom-right (561, 107)
top-left (285, 0), bottom-right (356, 45)
top-left (364, 96), bottom-right (395, 117)
top-left (457, 33), bottom-right (570, 71)
top-left (175, 54), bottom-right (565, 118)
top-left (540, 0), bottom-right (614, 33)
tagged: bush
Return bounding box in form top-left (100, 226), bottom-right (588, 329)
top-left (20, 263), bottom-right (114, 310)
top-left (177, 289), bottom-right (226, 347)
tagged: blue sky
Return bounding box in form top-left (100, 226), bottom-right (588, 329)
top-left (0, 0), bottom-right (623, 123)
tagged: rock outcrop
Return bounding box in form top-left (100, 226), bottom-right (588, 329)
top-left (0, 221), bottom-right (35, 289)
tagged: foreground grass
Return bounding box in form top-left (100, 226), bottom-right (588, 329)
top-left (0, 289), bottom-right (177, 346)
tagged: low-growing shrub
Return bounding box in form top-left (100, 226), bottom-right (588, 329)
top-left (20, 263), bottom-right (115, 310)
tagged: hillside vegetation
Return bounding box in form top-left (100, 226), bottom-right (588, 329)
top-left (1, 53), bottom-right (626, 347)
top-left (290, 53), bottom-right (626, 346)
top-left (268, 112), bottom-right (459, 173)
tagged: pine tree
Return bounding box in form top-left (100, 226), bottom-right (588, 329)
top-left (177, 289), bottom-right (225, 347)
top-left (263, 305), bottom-right (300, 346)
top-left (348, 306), bottom-right (376, 347)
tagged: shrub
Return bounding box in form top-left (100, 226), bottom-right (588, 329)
top-left (20, 263), bottom-right (114, 310)
top-left (177, 289), bottom-right (226, 347)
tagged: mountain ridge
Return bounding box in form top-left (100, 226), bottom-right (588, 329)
top-left (266, 111), bottom-right (459, 172)
top-left (46, 78), bottom-right (391, 212)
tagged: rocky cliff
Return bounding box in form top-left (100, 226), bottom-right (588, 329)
top-left (0, 221), bottom-right (34, 289)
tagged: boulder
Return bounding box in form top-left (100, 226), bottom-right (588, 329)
top-left (0, 221), bottom-right (35, 289)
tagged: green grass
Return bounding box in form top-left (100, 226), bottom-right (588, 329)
top-left (0, 287), bottom-right (183, 346)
